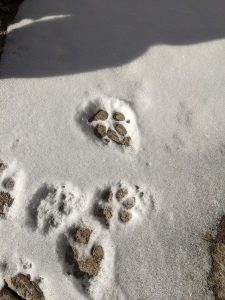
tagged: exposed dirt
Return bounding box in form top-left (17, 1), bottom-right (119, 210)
top-left (94, 124), bottom-right (107, 138)
top-left (88, 110), bottom-right (108, 122)
top-left (114, 124), bottom-right (127, 136)
top-left (207, 216), bottom-right (225, 299)
top-left (75, 227), bottom-right (92, 245)
top-left (115, 188), bottom-right (128, 201)
top-left (73, 240), bottom-right (104, 278)
top-left (0, 190), bottom-right (14, 217)
top-left (71, 226), bottom-right (105, 278)
top-left (88, 109), bottom-right (132, 147)
top-left (122, 136), bottom-right (131, 147)
top-left (107, 129), bottom-right (121, 144)
top-left (113, 112), bottom-right (125, 122)
top-left (0, 273), bottom-right (45, 300)
top-left (97, 206), bottom-right (113, 221)
top-left (119, 210), bottom-right (131, 223)
top-left (0, 287), bottom-right (21, 299)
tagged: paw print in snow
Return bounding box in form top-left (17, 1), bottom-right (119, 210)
top-left (57, 221), bottom-right (115, 298)
top-left (32, 183), bottom-right (85, 234)
top-left (88, 109), bottom-right (131, 147)
top-left (70, 226), bottom-right (104, 278)
top-left (78, 96), bottom-right (140, 150)
top-left (95, 183), bottom-right (149, 228)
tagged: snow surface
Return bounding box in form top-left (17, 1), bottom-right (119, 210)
top-left (1, 0), bottom-right (225, 299)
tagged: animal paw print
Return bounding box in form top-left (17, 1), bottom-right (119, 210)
top-left (95, 183), bottom-right (147, 227)
top-left (88, 109), bottom-right (131, 147)
top-left (0, 273), bottom-right (45, 300)
top-left (78, 96), bottom-right (140, 150)
top-left (69, 226), bottom-right (104, 278)
top-left (32, 183), bottom-right (84, 234)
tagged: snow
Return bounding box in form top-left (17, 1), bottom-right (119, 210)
top-left (0, 0), bottom-right (225, 299)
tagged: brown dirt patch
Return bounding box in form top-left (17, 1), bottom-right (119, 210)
top-left (119, 210), bottom-right (131, 223)
top-left (1, 273), bottom-right (45, 300)
top-left (113, 112), bottom-right (125, 121)
top-left (0, 190), bottom-right (14, 216)
top-left (207, 216), bottom-right (225, 299)
top-left (88, 110), bottom-right (108, 122)
top-left (97, 206), bottom-right (113, 221)
top-left (75, 227), bottom-right (92, 245)
top-left (115, 188), bottom-right (128, 201)
top-left (114, 123), bottom-right (127, 136)
top-left (73, 244), bottom-right (104, 278)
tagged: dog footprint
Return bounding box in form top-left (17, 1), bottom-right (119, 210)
top-left (72, 226), bottom-right (104, 278)
top-left (57, 218), bottom-right (116, 299)
top-left (94, 182), bottom-right (153, 228)
top-left (28, 183), bottom-right (86, 234)
top-left (77, 96), bottom-right (140, 150)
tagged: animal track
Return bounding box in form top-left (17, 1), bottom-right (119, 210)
top-left (0, 158), bottom-right (154, 299)
top-left (95, 183), bottom-right (152, 228)
top-left (88, 109), bottom-right (131, 147)
top-left (77, 96), bottom-right (140, 150)
top-left (28, 183), bottom-right (85, 234)
top-left (57, 218), bottom-right (116, 299)
top-left (72, 226), bottom-right (104, 278)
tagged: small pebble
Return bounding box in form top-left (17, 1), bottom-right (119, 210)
top-left (115, 124), bottom-right (127, 136)
top-left (113, 112), bottom-right (125, 121)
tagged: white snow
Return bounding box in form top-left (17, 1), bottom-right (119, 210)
top-left (0, 0), bottom-right (225, 299)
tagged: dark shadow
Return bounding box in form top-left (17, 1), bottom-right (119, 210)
top-left (1, 0), bottom-right (225, 78)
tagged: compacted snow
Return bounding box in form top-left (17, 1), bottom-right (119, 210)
top-left (1, 0), bottom-right (225, 299)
